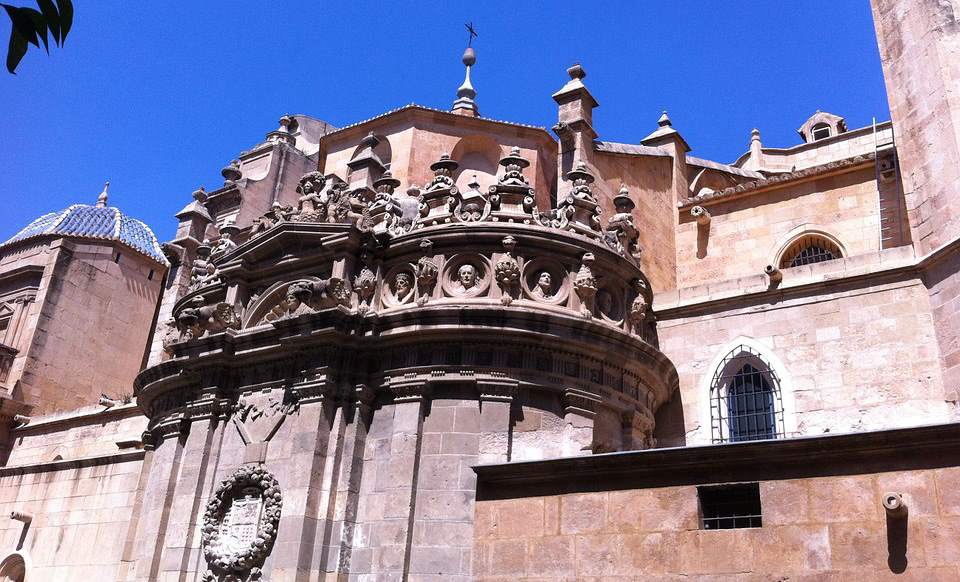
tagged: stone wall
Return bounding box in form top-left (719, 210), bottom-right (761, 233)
top-left (676, 165), bottom-right (884, 288)
top-left (593, 152), bottom-right (676, 294)
top-left (20, 240), bottom-right (162, 415)
top-left (473, 424), bottom-right (960, 581)
top-left (657, 253), bottom-right (953, 445)
top-left (473, 467), bottom-right (960, 580)
top-left (0, 453), bottom-right (144, 581)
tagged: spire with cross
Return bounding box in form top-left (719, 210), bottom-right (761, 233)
top-left (452, 22), bottom-right (479, 117)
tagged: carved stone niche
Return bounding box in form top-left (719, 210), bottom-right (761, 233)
top-left (521, 257), bottom-right (571, 305)
top-left (381, 265), bottom-right (416, 307)
top-left (241, 276), bottom-right (348, 328)
top-left (201, 464), bottom-right (282, 581)
top-left (595, 286), bottom-right (625, 324)
top-left (440, 254), bottom-right (491, 299)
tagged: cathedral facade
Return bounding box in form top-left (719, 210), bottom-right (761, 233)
top-left (0, 1), bottom-right (957, 580)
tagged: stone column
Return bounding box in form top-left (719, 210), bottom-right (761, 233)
top-left (350, 389), bottom-right (425, 580)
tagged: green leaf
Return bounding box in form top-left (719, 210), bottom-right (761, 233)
top-left (2, 4), bottom-right (40, 48)
top-left (36, 0), bottom-right (60, 45)
top-left (56, 0), bottom-right (71, 44)
top-left (6, 26), bottom-right (28, 73)
top-left (23, 7), bottom-right (48, 53)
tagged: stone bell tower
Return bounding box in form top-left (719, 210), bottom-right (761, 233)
top-left (871, 0), bottom-right (960, 404)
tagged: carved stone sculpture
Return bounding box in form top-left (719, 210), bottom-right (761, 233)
top-left (420, 154), bottom-right (460, 226)
top-left (160, 317), bottom-right (180, 357)
top-left (531, 271), bottom-right (554, 299)
top-left (454, 264), bottom-right (479, 295)
top-left (495, 236), bottom-right (521, 305)
top-left (605, 185), bottom-right (640, 258)
top-left (489, 146), bottom-right (537, 223)
top-left (201, 465), bottom-right (282, 580)
top-left (392, 272), bottom-right (415, 304)
top-left (353, 266), bottom-right (377, 314)
top-left (279, 281), bottom-right (316, 320)
top-left (189, 242), bottom-right (215, 291)
top-left (574, 252), bottom-right (598, 318)
top-left (326, 180), bottom-right (353, 223)
top-left (177, 296), bottom-right (240, 340)
top-left (629, 278), bottom-right (649, 333)
top-left (251, 202), bottom-right (294, 238)
top-left (424, 153), bottom-right (458, 193)
top-left (415, 240), bottom-right (438, 306)
top-left (385, 185), bottom-right (423, 236)
top-left (292, 171), bottom-right (328, 222)
top-left (540, 162), bottom-right (603, 237)
top-left (452, 175), bottom-right (491, 222)
top-left (211, 222), bottom-right (239, 257)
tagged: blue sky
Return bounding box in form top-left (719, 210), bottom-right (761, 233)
top-left (0, 1), bottom-right (888, 242)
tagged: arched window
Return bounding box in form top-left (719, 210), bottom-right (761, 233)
top-left (0, 553), bottom-right (26, 582)
top-left (710, 345), bottom-right (784, 443)
top-left (810, 122), bottom-right (832, 141)
top-left (779, 234), bottom-right (842, 268)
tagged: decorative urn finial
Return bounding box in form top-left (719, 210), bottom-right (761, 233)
top-left (96, 181), bottom-right (110, 207)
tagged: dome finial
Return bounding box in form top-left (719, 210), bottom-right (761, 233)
top-left (452, 22), bottom-right (479, 117)
top-left (97, 181), bottom-right (110, 208)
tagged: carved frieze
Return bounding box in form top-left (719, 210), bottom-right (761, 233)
top-left (202, 465), bottom-right (282, 581)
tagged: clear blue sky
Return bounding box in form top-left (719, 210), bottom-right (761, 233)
top-left (0, 1), bottom-right (889, 242)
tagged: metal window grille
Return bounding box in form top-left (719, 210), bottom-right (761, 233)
top-left (699, 483), bottom-right (763, 529)
top-left (710, 345), bottom-right (784, 444)
top-left (781, 235), bottom-right (841, 268)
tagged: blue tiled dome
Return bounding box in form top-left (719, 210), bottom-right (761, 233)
top-left (2, 202), bottom-right (168, 265)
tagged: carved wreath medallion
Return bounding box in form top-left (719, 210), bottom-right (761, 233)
top-left (202, 465), bottom-right (283, 578)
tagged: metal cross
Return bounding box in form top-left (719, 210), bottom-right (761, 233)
top-left (465, 22), bottom-right (478, 47)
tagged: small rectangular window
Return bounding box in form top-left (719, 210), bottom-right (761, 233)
top-left (698, 482), bottom-right (762, 530)
top-left (148, 269), bottom-right (154, 281)
top-left (114, 253), bottom-right (121, 264)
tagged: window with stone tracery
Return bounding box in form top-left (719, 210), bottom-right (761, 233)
top-left (710, 345), bottom-right (784, 443)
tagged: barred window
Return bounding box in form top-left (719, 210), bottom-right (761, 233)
top-left (710, 345), bottom-right (784, 443)
top-left (779, 234), bottom-right (842, 268)
top-left (699, 483), bottom-right (763, 530)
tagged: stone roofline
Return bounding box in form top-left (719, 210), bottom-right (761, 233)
top-left (318, 103), bottom-right (556, 144)
top-left (474, 420), bottom-right (960, 499)
top-left (0, 229), bottom-right (170, 268)
top-left (731, 119), bottom-right (893, 167)
top-left (678, 152), bottom-right (876, 209)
